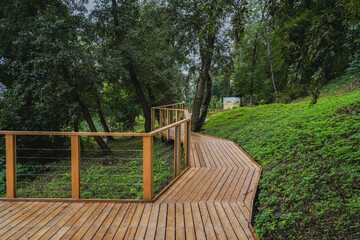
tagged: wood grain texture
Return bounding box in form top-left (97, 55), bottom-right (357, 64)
top-left (0, 128), bottom-right (261, 239)
top-left (5, 134), bottom-right (16, 198)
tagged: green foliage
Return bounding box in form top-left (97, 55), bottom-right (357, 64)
top-left (6, 136), bottom-right (176, 200)
top-left (202, 89), bottom-right (360, 239)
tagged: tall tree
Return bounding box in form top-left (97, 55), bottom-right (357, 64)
top-left (165, 0), bottom-right (247, 131)
top-left (91, 0), bottom-right (185, 132)
top-left (0, 0), bottom-right (112, 153)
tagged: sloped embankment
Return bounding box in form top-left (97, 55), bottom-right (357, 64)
top-left (201, 90), bottom-right (360, 239)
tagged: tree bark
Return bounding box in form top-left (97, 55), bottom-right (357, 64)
top-left (111, 0), bottom-right (121, 40)
top-left (191, 0), bottom-right (217, 132)
top-left (111, 0), bottom-right (152, 132)
top-left (128, 63), bottom-right (152, 132)
top-left (74, 116), bottom-right (85, 151)
top-left (265, 33), bottom-right (278, 102)
top-left (250, 32), bottom-right (258, 107)
top-left (63, 66), bottom-right (112, 154)
top-left (96, 96), bottom-right (115, 142)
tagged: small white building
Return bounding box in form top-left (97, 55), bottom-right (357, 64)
top-left (223, 97), bottom-right (241, 110)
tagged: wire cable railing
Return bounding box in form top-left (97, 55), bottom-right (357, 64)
top-left (0, 102), bottom-right (191, 202)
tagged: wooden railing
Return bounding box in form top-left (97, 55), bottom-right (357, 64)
top-left (187, 108), bottom-right (227, 114)
top-left (0, 102), bottom-right (191, 202)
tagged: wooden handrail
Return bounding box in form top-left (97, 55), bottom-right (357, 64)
top-left (149, 118), bottom-right (189, 135)
top-left (153, 102), bottom-right (185, 109)
top-left (1, 103), bottom-right (191, 202)
top-left (0, 131), bottom-right (149, 137)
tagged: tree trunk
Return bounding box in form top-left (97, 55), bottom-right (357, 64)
top-left (96, 96), bottom-right (115, 142)
top-left (250, 32), bottom-right (258, 107)
top-left (191, 0), bottom-right (217, 132)
top-left (197, 74), bottom-right (212, 130)
top-left (265, 33), bottom-right (278, 102)
top-left (75, 93), bottom-right (112, 154)
top-left (111, 0), bottom-right (151, 132)
top-left (74, 116), bottom-right (85, 151)
top-left (63, 66), bottom-right (112, 154)
top-left (128, 63), bottom-right (152, 132)
top-left (111, 0), bottom-right (121, 40)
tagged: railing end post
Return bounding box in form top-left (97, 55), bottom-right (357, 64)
top-left (143, 135), bottom-right (154, 201)
top-left (71, 135), bottom-right (81, 199)
top-left (5, 134), bottom-right (17, 198)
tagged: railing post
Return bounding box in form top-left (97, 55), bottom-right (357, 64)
top-left (174, 125), bottom-right (181, 178)
top-left (151, 108), bottom-right (155, 131)
top-left (71, 135), bottom-right (81, 199)
top-left (184, 121), bottom-right (191, 168)
top-left (143, 135), bottom-right (153, 201)
top-left (167, 109), bottom-right (170, 141)
top-left (176, 110), bottom-right (180, 122)
top-left (6, 134), bottom-right (16, 198)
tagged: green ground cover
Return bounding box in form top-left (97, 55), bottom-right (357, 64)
top-left (0, 136), bottom-right (178, 200)
top-left (201, 83), bottom-right (360, 239)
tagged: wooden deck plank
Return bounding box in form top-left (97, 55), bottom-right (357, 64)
top-left (190, 144), bottom-right (200, 167)
top-left (0, 202), bottom-right (52, 239)
top-left (79, 203), bottom-right (115, 239)
top-left (144, 203), bottom-right (160, 240)
top-left (190, 203), bottom-right (207, 240)
top-left (28, 203), bottom-right (80, 240)
top-left (92, 203), bottom-right (122, 240)
top-left (7, 202), bottom-right (63, 240)
top-left (155, 204), bottom-right (167, 240)
top-left (198, 143), bottom-right (216, 168)
top-left (163, 168), bottom-right (208, 203)
top-left (46, 203), bottom-right (92, 240)
top-left (134, 203), bottom-right (152, 239)
top-left (208, 142), bottom-right (233, 169)
top-left (102, 203), bottom-right (130, 239)
top-left (230, 202), bottom-right (255, 238)
top-left (113, 203), bottom-right (138, 239)
top-left (0, 130), bottom-right (261, 240)
top-left (0, 202), bottom-right (46, 230)
top-left (187, 169), bottom-right (221, 202)
top-left (58, 203), bottom-right (100, 239)
top-left (207, 168), bottom-right (233, 201)
top-left (204, 142), bottom-right (226, 168)
top-left (19, 203), bottom-right (72, 240)
top-left (158, 167), bottom-right (197, 202)
top-left (177, 168), bottom-right (216, 202)
top-left (124, 203), bottom-right (145, 239)
top-left (165, 203), bottom-right (175, 240)
top-left (0, 201), bottom-right (19, 214)
top-left (219, 202), bottom-right (250, 240)
top-left (222, 168), bottom-right (244, 202)
top-left (70, 202), bottom-right (108, 239)
top-left (215, 168), bottom-right (239, 202)
top-left (195, 169), bottom-right (226, 202)
top-left (198, 202), bottom-right (219, 240)
top-left (175, 203), bottom-right (185, 239)
top-left (0, 201), bottom-right (31, 220)
top-left (213, 201), bottom-right (241, 239)
top-left (47, 203), bottom-right (90, 240)
top-left (184, 203), bottom-right (196, 240)
top-left (194, 144), bottom-right (207, 167)
top-left (214, 142), bottom-right (242, 168)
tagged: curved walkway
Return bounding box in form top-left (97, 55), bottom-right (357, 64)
top-left (0, 132), bottom-right (261, 239)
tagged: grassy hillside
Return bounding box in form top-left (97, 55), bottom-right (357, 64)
top-left (202, 87), bottom-right (360, 239)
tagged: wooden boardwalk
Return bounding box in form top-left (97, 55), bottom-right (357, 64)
top-left (0, 132), bottom-right (261, 239)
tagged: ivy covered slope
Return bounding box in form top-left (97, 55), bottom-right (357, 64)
top-left (201, 86), bottom-right (360, 239)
